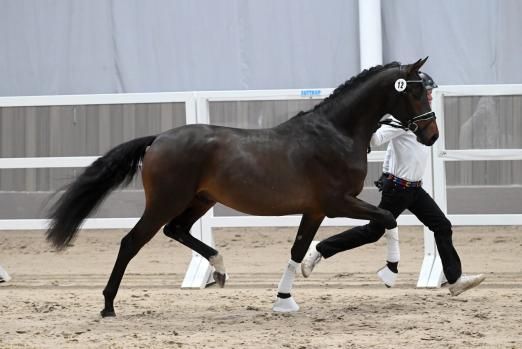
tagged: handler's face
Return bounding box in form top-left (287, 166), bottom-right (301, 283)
top-left (427, 89), bottom-right (433, 105)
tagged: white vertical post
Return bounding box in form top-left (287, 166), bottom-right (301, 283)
top-left (181, 95), bottom-right (217, 288)
top-left (431, 90), bottom-right (448, 214)
top-left (417, 89), bottom-right (445, 288)
top-left (184, 92), bottom-right (198, 125)
top-left (358, 0), bottom-right (383, 70)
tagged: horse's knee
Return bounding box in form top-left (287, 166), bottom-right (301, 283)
top-left (380, 209), bottom-right (397, 230)
top-left (290, 241), bottom-right (310, 263)
top-left (367, 225), bottom-right (385, 243)
top-left (163, 223), bottom-right (176, 238)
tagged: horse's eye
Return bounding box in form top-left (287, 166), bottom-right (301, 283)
top-left (410, 86), bottom-right (424, 99)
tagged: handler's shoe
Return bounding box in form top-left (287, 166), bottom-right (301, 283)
top-left (449, 274), bottom-right (486, 296)
top-left (377, 265), bottom-right (397, 288)
top-left (301, 241), bottom-right (322, 278)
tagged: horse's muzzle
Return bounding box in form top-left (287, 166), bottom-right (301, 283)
top-left (417, 132), bottom-right (439, 146)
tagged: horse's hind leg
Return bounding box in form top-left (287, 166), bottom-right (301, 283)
top-left (163, 195), bottom-right (227, 287)
top-left (101, 205), bottom-right (181, 317)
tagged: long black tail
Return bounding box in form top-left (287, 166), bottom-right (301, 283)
top-left (46, 135), bottom-right (157, 250)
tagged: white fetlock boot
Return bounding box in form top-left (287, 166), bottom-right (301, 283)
top-left (272, 260), bottom-right (300, 313)
top-left (272, 295), bottom-right (300, 313)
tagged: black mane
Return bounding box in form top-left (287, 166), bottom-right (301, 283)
top-left (312, 61), bottom-right (401, 112)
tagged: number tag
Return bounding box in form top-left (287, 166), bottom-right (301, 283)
top-left (394, 78), bottom-right (407, 92)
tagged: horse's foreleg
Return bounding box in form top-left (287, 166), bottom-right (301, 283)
top-left (289, 214), bottom-right (325, 263)
top-left (273, 214), bottom-right (324, 313)
top-left (101, 211), bottom-right (167, 318)
top-left (163, 196), bottom-right (227, 287)
top-left (329, 196), bottom-right (397, 229)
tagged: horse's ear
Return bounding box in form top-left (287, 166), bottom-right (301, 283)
top-left (407, 57), bottom-right (429, 74)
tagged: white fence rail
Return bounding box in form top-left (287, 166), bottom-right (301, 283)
top-left (0, 92), bottom-right (196, 230)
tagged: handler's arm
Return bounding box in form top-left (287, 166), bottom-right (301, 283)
top-left (370, 125), bottom-right (405, 147)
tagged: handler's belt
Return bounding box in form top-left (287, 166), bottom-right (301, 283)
top-left (386, 173), bottom-right (422, 188)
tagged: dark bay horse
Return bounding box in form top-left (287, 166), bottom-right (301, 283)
top-left (46, 58), bottom-right (438, 316)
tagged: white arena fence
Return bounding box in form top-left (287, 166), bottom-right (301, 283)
top-left (0, 85), bottom-right (520, 288)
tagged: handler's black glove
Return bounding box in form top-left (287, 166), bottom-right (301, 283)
top-left (372, 122), bottom-right (382, 134)
top-left (374, 173), bottom-right (388, 192)
top-left (367, 123), bottom-right (382, 154)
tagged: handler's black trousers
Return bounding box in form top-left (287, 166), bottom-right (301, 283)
top-left (317, 179), bottom-right (462, 284)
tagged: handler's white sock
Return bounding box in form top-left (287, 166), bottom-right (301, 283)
top-left (277, 259), bottom-right (299, 294)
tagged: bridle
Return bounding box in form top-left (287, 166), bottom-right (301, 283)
top-left (379, 78), bottom-right (436, 133)
top-left (379, 110), bottom-right (436, 132)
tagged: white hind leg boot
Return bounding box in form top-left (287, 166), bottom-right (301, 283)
top-left (209, 254), bottom-right (226, 274)
top-left (385, 227), bottom-right (400, 263)
top-left (209, 254), bottom-right (227, 287)
top-left (377, 227), bottom-right (400, 287)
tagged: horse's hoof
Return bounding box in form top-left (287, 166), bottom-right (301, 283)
top-left (100, 309), bottom-right (116, 318)
top-left (213, 271), bottom-right (226, 288)
top-left (272, 296), bottom-right (299, 313)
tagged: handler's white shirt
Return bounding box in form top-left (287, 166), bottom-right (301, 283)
top-left (370, 123), bottom-right (430, 182)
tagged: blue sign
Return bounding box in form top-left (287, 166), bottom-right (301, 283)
top-left (300, 89), bottom-right (321, 96)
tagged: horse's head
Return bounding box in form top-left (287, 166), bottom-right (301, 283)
top-left (387, 57), bottom-right (439, 146)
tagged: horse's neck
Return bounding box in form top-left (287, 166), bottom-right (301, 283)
top-left (327, 90), bottom-right (387, 142)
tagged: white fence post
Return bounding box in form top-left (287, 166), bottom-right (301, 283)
top-left (417, 88), bottom-right (445, 288)
top-left (358, 0), bottom-right (382, 70)
top-left (181, 95), bottom-right (216, 288)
